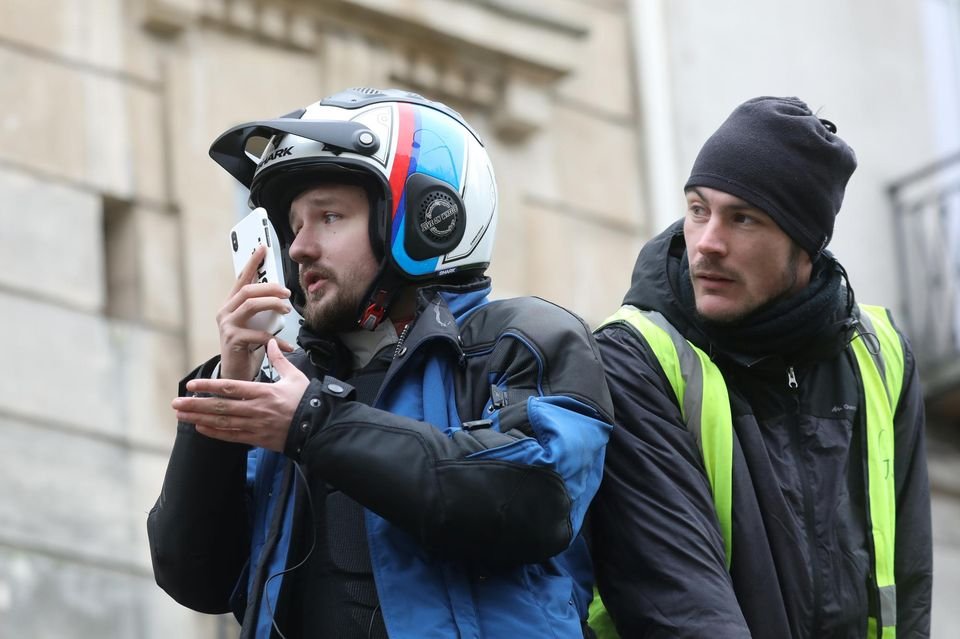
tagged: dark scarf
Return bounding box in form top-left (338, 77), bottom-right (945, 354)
top-left (297, 326), bottom-right (351, 378)
top-left (675, 252), bottom-right (852, 364)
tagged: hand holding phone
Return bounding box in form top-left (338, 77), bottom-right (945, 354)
top-left (230, 207), bottom-right (286, 335)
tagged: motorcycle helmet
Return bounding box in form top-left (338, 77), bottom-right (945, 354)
top-left (209, 87), bottom-right (498, 329)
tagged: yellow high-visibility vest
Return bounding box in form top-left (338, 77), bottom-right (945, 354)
top-left (590, 304), bottom-right (903, 639)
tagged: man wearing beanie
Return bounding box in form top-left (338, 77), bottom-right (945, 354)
top-left (588, 97), bottom-right (932, 638)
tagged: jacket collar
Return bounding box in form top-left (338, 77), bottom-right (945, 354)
top-left (296, 276), bottom-right (490, 377)
top-left (398, 276), bottom-right (492, 362)
top-left (370, 276), bottom-right (490, 405)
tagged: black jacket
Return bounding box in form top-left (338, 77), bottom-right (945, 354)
top-left (148, 278), bottom-right (614, 638)
top-left (591, 222), bottom-right (932, 638)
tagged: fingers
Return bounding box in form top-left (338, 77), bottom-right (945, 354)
top-left (218, 284), bottom-right (291, 323)
top-left (234, 295), bottom-right (292, 326)
top-left (177, 409), bottom-right (255, 431)
top-left (217, 290), bottom-right (292, 379)
top-left (276, 338), bottom-right (296, 353)
top-left (221, 242), bottom-right (292, 323)
top-left (195, 424), bottom-right (247, 444)
top-left (266, 339), bottom-right (298, 377)
top-left (233, 244), bottom-right (267, 293)
top-left (217, 286), bottom-right (291, 351)
top-left (189, 416), bottom-right (275, 449)
top-left (225, 244), bottom-right (268, 306)
top-left (172, 393), bottom-right (260, 429)
top-left (184, 378), bottom-right (260, 397)
top-left (176, 409), bottom-right (242, 430)
top-left (219, 244), bottom-right (293, 381)
top-left (173, 377), bottom-right (295, 452)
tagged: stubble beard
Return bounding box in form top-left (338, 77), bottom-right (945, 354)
top-left (692, 244), bottom-right (803, 326)
top-left (300, 272), bottom-right (367, 334)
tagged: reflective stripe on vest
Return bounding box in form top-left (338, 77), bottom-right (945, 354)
top-left (600, 305), bottom-right (734, 563)
top-left (854, 304), bottom-right (904, 638)
top-left (589, 305), bottom-right (733, 638)
top-left (589, 304), bottom-right (903, 639)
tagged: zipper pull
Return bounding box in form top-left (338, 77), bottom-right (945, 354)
top-left (489, 384), bottom-right (507, 412)
top-left (786, 366), bottom-right (798, 389)
top-left (392, 321), bottom-right (412, 359)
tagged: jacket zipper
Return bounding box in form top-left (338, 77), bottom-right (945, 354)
top-left (786, 365), bottom-right (821, 636)
top-left (374, 306), bottom-right (464, 407)
top-left (787, 366), bottom-right (798, 389)
top-left (393, 322), bottom-right (412, 360)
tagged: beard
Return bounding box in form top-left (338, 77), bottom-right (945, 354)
top-left (692, 243), bottom-right (803, 326)
top-left (299, 267), bottom-right (370, 334)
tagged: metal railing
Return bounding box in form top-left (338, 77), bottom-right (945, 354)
top-left (889, 150), bottom-right (960, 397)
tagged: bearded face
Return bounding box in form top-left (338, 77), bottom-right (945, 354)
top-left (288, 184), bottom-right (380, 333)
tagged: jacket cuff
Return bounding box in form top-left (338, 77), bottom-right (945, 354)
top-left (284, 375), bottom-right (355, 460)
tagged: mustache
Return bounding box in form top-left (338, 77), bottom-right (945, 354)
top-left (300, 265), bottom-right (338, 288)
top-left (690, 258), bottom-right (737, 280)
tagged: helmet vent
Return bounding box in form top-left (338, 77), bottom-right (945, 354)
top-left (418, 192), bottom-right (459, 239)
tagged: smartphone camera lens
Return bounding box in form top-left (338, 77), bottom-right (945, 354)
top-left (231, 231), bottom-right (238, 251)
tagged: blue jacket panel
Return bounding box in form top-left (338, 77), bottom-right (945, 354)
top-left (148, 278), bottom-right (613, 638)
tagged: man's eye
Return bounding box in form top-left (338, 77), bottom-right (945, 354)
top-left (323, 213), bottom-right (342, 224)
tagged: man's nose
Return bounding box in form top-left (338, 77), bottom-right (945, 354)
top-left (288, 229), bottom-right (317, 264)
top-left (695, 218), bottom-right (727, 257)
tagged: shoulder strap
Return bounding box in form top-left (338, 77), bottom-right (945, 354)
top-left (856, 304), bottom-right (905, 410)
top-left (600, 305), bottom-right (733, 566)
top-left (850, 304), bottom-right (905, 638)
top-left (589, 306), bottom-right (735, 639)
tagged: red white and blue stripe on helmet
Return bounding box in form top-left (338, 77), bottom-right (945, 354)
top-left (388, 102), bottom-right (467, 277)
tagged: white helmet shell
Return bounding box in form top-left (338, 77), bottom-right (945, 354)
top-left (210, 88), bottom-right (498, 286)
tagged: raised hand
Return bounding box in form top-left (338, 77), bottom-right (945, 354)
top-left (218, 244), bottom-right (294, 380)
top-left (173, 339), bottom-right (311, 452)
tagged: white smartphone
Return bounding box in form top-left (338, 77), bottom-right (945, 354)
top-left (229, 207), bottom-right (285, 335)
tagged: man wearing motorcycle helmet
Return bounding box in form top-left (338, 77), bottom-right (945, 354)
top-left (148, 88), bottom-right (613, 639)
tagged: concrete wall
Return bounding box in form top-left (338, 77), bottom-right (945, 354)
top-left (638, 0), bottom-right (941, 313)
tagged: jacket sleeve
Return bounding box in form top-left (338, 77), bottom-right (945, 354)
top-left (891, 330), bottom-right (932, 636)
top-left (288, 302), bottom-right (613, 567)
top-left (590, 324), bottom-right (751, 638)
top-left (146, 356), bottom-right (251, 614)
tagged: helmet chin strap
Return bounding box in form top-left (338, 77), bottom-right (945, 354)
top-left (357, 263), bottom-right (406, 331)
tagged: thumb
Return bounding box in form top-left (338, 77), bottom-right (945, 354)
top-left (266, 338), bottom-right (298, 378)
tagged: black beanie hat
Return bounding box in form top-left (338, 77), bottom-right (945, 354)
top-left (684, 96), bottom-right (857, 258)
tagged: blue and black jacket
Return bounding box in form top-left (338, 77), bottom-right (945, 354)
top-left (148, 277), bottom-right (613, 638)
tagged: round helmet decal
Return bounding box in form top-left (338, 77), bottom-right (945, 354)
top-left (418, 191), bottom-right (460, 239)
